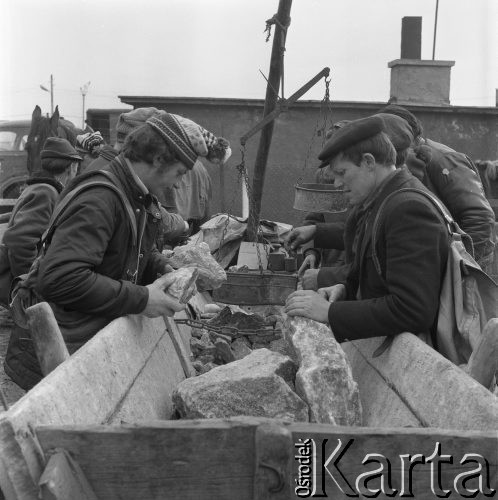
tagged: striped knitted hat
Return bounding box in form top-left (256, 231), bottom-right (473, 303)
top-left (146, 113), bottom-right (231, 169)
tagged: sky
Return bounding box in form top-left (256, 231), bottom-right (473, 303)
top-left (1, 0), bottom-right (497, 126)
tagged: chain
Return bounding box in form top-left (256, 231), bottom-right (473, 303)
top-left (176, 318), bottom-right (280, 339)
top-left (296, 76), bottom-right (332, 185)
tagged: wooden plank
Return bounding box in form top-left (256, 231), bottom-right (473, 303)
top-left (34, 419), bottom-right (498, 500)
top-left (342, 340), bottom-right (421, 428)
top-left (0, 314), bottom-right (186, 499)
top-left (342, 333), bottom-right (498, 431)
top-left (254, 422), bottom-right (293, 499)
top-left (26, 303), bottom-right (69, 376)
top-left (39, 449), bottom-right (98, 500)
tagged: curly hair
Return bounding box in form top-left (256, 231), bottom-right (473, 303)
top-left (122, 124), bottom-right (179, 164)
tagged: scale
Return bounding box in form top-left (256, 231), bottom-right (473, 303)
top-left (211, 7), bottom-right (343, 306)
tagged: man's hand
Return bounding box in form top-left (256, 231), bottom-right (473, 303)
top-left (143, 273), bottom-right (186, 318)
top-left (284, 289), bottom-right (330, 324)
top-left (318, 284), bottom-right (346, 303)
top-left (301, 269), bottom-right (319, 291)
top-left (285, 225), bottom-right (316, 252)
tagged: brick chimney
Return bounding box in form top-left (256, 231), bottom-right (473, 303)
top-left (388, 17), bottom-right (455, 106)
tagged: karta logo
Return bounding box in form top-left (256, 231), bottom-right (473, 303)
top-left (294, 438), bottom-right (496, 498)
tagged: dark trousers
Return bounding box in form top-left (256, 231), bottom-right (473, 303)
top-left (4, 325), bottom-right (43, 391)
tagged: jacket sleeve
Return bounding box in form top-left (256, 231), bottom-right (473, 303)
top-left (36, 187), bottom-right (149, 318)
top-left (328, 196), bottom-right (449, 341)
top-left (314, 222), bottom-right (346, 250)
top-left (3, 185), bottom-right (58, 277)
top-left (421, 148), bottom-right (495, 261)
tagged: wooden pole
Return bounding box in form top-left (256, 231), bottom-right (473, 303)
top-left (26, 302), bottom-right (69, 376)
top-left (246, 0), bottom-right (292, 241)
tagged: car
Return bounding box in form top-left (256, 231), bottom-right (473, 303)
top-left (0, 119), bottom-right (30, 199)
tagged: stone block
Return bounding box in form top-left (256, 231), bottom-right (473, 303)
top-left (284, 316), bottom-right (362, 426)
top-left (173, 348), bottom-right (309, 422)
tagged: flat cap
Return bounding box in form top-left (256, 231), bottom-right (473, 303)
top-left (318, 115), bottom-right (384, 167)
top-left (375, 113), bottom-right (413, 152)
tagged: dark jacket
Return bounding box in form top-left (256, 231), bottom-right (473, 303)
top-left (322, 167), bottom-right (449, 342)
top-left (407, 139), bottom-right (495, 265)
top-left (36, 155), bottom-right (169, 343)
top-left (2, 177), bottom-right (63, 277)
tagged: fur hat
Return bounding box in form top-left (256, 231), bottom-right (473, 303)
top-left (76, 131), bottom-right (105, 154)
top-left (146, 113), bottom-right (231, 169)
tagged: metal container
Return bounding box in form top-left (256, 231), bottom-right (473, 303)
top-left (293, 183), bottom-right (349, 213)
top-left (212, 271), bottom-right (298, 305)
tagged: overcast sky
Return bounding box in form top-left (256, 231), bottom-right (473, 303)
top-left (1, 0), bottom-right (497, 126)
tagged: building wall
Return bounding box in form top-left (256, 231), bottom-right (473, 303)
top-left (91, 98), bottom-right (498, 227)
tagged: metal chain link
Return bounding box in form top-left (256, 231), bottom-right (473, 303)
top-left (296, 76), bottom-right (332, 185)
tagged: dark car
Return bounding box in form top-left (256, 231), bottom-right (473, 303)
top-left (0, 120), bottom-right (30, 199)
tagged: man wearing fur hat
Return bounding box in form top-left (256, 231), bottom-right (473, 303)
top-left (5, 112), bottom-right (231, 390)
top-left (285, 116), bottom-right (450, 342)
top-left (2, 137), bottom-right (82, 389)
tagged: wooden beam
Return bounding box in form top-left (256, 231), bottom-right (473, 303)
top-left (34, 418), bottom-right (498, 500)
top-left (39, 449), bottom-right (98, 500)
top-left (240, 67), bottom-right (330, 146)
top-left (246, 0), bottom-right (292, 241)
top-left (26, 302), bottom-right (69, 376)
top-left (342, 333), bottom-right (498, 430)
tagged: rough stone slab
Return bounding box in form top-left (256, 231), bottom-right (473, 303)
top-left (173, 349), bottom-right (309, 422)
top-left (284, 316), bottom-right (362, 426)
top-left (168, 241), bottom-right (227, 291)
top-left (166, 267), bottom-right (199, 303)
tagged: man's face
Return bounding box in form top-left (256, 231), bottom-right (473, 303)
top-left (151, 160), bottom-right (188, 190)
top-left (330, 153), bottom-right (376, 206)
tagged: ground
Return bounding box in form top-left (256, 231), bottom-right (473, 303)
top-left (0, 306), bottom-right (25, 411)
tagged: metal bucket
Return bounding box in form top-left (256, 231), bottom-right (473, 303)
top-left (293, 183), bottom-right (349, 213)
top-left (212, 271), bottom-right (298, 305)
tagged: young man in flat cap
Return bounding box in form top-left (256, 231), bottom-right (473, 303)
top-left (291, 113), bottom-right (415, 291)
top-left (5, 112), bottom-right (230, 389)
top-left (285, 116), bottom-right (450, 343)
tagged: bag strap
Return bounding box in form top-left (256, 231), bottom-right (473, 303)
top-left (371, 187), bottom-right (456, 277)
top-left (40, 170), bottom-right (137, 246)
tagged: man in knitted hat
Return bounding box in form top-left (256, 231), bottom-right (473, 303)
top-left (2, 137), bottom-right (82, 389)
top-left (379, 104), bottom-right (495, 272)
top-left (284, 115), bottom-right (450, 344)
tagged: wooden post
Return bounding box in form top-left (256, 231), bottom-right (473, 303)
top-left (246, 0), bottom-right (292, 241)
top-left (26, 302), bottom-right (69, 376)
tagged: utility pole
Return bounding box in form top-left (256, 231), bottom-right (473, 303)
top-left (432, 0), bottom-right (440, 60)
top-left (40, 74), bottom-right (54, 114)
top-left (246, 0), bottom-right (292, 241)
top-left (80, 81), bottom-right (91, 128)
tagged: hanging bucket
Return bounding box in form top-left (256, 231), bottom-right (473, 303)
top-left (293, 183), bottom-right (349, 213)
